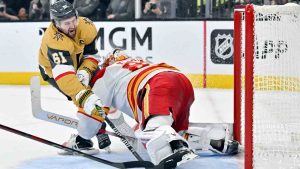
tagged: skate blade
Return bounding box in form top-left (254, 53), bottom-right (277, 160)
top-left (103, 146), bottom-right (111, 153)
top-left (177, 152), bottom-right (198, 166)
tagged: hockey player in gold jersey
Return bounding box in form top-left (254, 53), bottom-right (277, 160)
top-left (38, 0), bottom-right (110, 155)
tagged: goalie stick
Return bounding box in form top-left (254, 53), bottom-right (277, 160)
top-left (30, 76), bottom-right (144, 161)
top-left (0, 123), bottom-right (187, 169)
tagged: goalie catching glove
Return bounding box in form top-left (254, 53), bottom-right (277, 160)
top-left (75, 89), bottom-right (108, 122)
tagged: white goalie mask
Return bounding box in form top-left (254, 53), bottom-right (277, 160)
top-left (102, 49), bottom-right (129, 67)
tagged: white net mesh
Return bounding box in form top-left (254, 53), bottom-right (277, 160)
top-left (251, 4), bottom-right (300, 169)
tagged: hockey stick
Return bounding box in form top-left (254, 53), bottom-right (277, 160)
top-left (30, 76), bottom-right (79, 129)
top-left (0, 123), bottom-right (156, 169)
top-left (30, 76), bottom-right (134, 140)
top-left (98, 106), bottom-right (144, 161)
top-left (31, 76), bottom-right (143, 161)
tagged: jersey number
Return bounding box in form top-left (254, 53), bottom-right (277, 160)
top-left (52, 52), bottom-right (67, 64)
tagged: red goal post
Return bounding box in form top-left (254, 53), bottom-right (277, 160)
top-left (234, 4), bottom-right (300, 169)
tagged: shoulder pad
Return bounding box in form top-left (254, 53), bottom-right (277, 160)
top-left (77, 17), bottom-right (97, 45)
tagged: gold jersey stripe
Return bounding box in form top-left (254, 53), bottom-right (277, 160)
top-left (127, 64), bottom-right (178, 121)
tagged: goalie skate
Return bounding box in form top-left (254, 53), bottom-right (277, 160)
top-left (186, 125), bottom-right (240, 155)
top-left (58, 134), bottom-right (99, 155)
top-left (96, 122), bottom-right (112, 153)
top-left (158, 149), bottom-right (198, 169)
top-left (209, 139), bottom-right (240, 155)
top-left (209, 125), bottom-right (240, 155)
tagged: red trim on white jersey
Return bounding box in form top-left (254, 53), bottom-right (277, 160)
top-left (90, 68), bottom-right (106, 86)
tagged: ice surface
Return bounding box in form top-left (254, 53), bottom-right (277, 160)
top-left (0, 85), bottom-right (243, 169)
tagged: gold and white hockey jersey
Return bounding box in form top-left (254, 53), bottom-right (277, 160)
top-left (92, 58), bottom-right (179, 122)
top-left (39, 17), bottom-right (99, 103)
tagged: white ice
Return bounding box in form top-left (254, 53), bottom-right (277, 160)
top-left (0, 85), bottom-right (243, 169)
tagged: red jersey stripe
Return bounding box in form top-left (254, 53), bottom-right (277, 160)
top-left (86, 57), bottom-right (99, 65)
top-left (54, 71), bottom-right (75, 81)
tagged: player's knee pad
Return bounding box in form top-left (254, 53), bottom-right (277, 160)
top-left (77, 112), bottom-right (102, 139)
top-left (144, 126), bottom-right (189, 165)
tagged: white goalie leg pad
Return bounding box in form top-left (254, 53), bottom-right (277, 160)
top-left (143, 114), bottom-right (174, 131)
top-left (77, 112), bottom-right (102, 140)
top-left (185, 124), bottom-right (232, 153)
top-left (135, 114), bottom-right (174, 149)
top-left (142, 125), bottom-right (190, 165)
top-left (145, 126), bottom-right (173, 165)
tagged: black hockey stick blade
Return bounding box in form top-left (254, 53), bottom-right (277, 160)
top-left (0, 123), bottom-right (158, 169)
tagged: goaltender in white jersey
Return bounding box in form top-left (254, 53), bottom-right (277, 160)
top-left (66, 49), bottom-right (240, 166)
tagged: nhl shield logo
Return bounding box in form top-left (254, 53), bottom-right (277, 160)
top-left (214, 34), bottom-right (233, 60)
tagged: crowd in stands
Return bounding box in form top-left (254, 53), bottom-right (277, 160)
top-left (0, 0), bottom-right (299, 21)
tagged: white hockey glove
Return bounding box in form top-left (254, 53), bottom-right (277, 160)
top-left (76, 69), bottom-right (90, 87)
top-left (75, 89), bottom-right (107, 122)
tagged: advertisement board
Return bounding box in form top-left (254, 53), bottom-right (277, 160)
top-left (0, 20), bottom-right (234, 88)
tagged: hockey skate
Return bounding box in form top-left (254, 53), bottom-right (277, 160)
top-left (170, 140), bottom-right (198, 166)
top-left (185, 125), bottom-right (240, 155)
top-left (209, 125), bottom-right (240, 155)
top-left (209, 138), bottom-right (240, 155)
top-left (158, 140), bottom-right (198, 169)
top-left (96, 122), bottom-right (112, 153)
top-left (58, 134), bottom-right (99, 155)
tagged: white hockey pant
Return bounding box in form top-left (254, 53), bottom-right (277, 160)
top-left (76, 112), bottom-right (102, 140)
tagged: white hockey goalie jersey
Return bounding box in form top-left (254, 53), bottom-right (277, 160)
top-left (91, 58), bottom-right (179, 123)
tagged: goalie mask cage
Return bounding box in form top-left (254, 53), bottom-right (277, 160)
top-left (234, 4), bottom-right (300, 169)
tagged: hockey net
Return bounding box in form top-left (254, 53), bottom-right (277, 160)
top-left (234, 4), bottom-right (300, 169)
